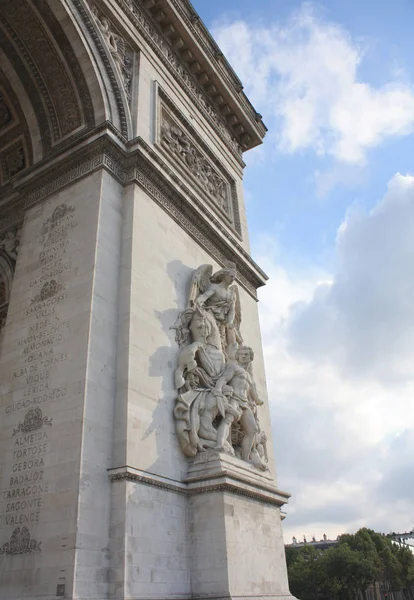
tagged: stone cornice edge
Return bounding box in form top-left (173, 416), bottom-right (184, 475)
top-left (110, 0), bottom-right (262, 157)
top-left (108, 465), bottom-right (290, 507)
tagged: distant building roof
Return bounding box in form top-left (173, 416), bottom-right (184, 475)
top-left (286, 535), bottom-right (338, 551)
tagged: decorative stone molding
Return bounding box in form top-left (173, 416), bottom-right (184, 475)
top-left (157, 86), bottom-right (242, 236)
top-left (170, 0), bottom-right (266, 132)
top-left (112, 0), bottom-right (244, 161)
top-left (161, 111), bottom-right (231, 214)
top-left (72, 0), bottom-right (130, 138)
top-left (0, 0), bottom-right (96, 161)
top-left (0, 0), bottom-right (83, 141)
top-left (107, 463), bottom-right (290, 507)
top-left (108, 466), bottom-right (188, 495)
top-left (1, 138), bottom-right (27, 184)
top-left (0, 130), bottom-right (267, 297)
top-left (90, 4), bottom-right (133, 103)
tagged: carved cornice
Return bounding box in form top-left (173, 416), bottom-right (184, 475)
top-left (111, 0), bottom-right (247, 162)
top-left (0, 128), bottom-right (267, 297)
top-left (170, 0), bottom-right (267, 136)
top-left (108, 465), bottom-right (290, 507)
top-left (0, 124), bottom-right (125, 232)
top-left (108, 466), bottom-right (188, 495)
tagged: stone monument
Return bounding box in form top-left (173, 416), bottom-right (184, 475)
top-left (0, 1), bottom-right (297, 598)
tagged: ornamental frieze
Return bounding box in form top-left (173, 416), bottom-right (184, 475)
top-left (161, 111), bottom-right (231, 217)
top-left (156, 89), bottom-right (242, 235)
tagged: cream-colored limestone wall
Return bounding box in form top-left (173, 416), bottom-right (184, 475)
top-left (188, 491), bottom-right (290, 599)
top-left (0, 169), bottom-right (122, 600)
top-left (224, 494), bottom-right (290, 597)
top-left (109, 178), bottom-right (281, 600)
top-left (113, 184), bottom-right (275, 481)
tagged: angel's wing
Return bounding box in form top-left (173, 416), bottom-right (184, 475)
top-left (188, 264), bottom-right (213, 307)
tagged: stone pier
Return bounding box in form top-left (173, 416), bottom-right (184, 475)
top-left (0, 1), bottom-right (297, 599)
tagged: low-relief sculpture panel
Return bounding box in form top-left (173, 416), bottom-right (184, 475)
top-left (157, 92), bottom-right (242, 236)
top-left (0, 225), bottom-right (21, 330)
top-left (172, 263), bottom-right (268, 471)
top-left (161, 111), bottom-right (230, 215)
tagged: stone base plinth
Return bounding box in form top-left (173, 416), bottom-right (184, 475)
top-left (107, 454), bottom-right (297, 600)
top-left (187, 452), bottom-right (295, 600)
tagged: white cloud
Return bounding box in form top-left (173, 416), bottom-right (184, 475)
top-left (256, 173), bottom-right (414, 540)
top-left (213, 4), bottom-right (414, 164)
top-left (288, 172), bottom-right (414, 382)
top-left (314, 164), bottom-right (368, 199)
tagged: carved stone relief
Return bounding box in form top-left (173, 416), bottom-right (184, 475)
top-left (30, 279), bottom-right (65, 305)
top-left (0, 225), bottom-right (22, 332)
top-left (156, 89), bottom-right (242, 236)
top-left (172, 263), bottom-right (268, 471)
top-left (0, 91), bottom-right (13, 132)
top-left (0, 526), bottom-right (41, 555)
top-left (112, 0), bottom-right (242, 159)
top-left (1, 140), bottom-right (27, 184)
top-left (161, 110), bottom-right (230, 216)
top-left (13, 408), bottom-right (52, 437)
top-left (0, 225), bottom-right (21, 261)
top-left (90, 5), bottom-right (133, 103)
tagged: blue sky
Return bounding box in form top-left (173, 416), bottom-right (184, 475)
top-left (193, 0), bottom-right (414, 542)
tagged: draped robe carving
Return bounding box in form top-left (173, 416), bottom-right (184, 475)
top-left (172, 263), bottom-right (268, 470)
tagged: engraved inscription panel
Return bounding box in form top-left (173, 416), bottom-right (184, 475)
top-left (0, 201), bottom-right (79, 554)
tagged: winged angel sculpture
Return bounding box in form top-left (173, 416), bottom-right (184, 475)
top-left (171, 263), bottom-right (268, 470)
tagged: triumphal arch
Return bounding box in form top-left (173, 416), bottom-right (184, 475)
top-left (0, 1), bottom-right (296, 599)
